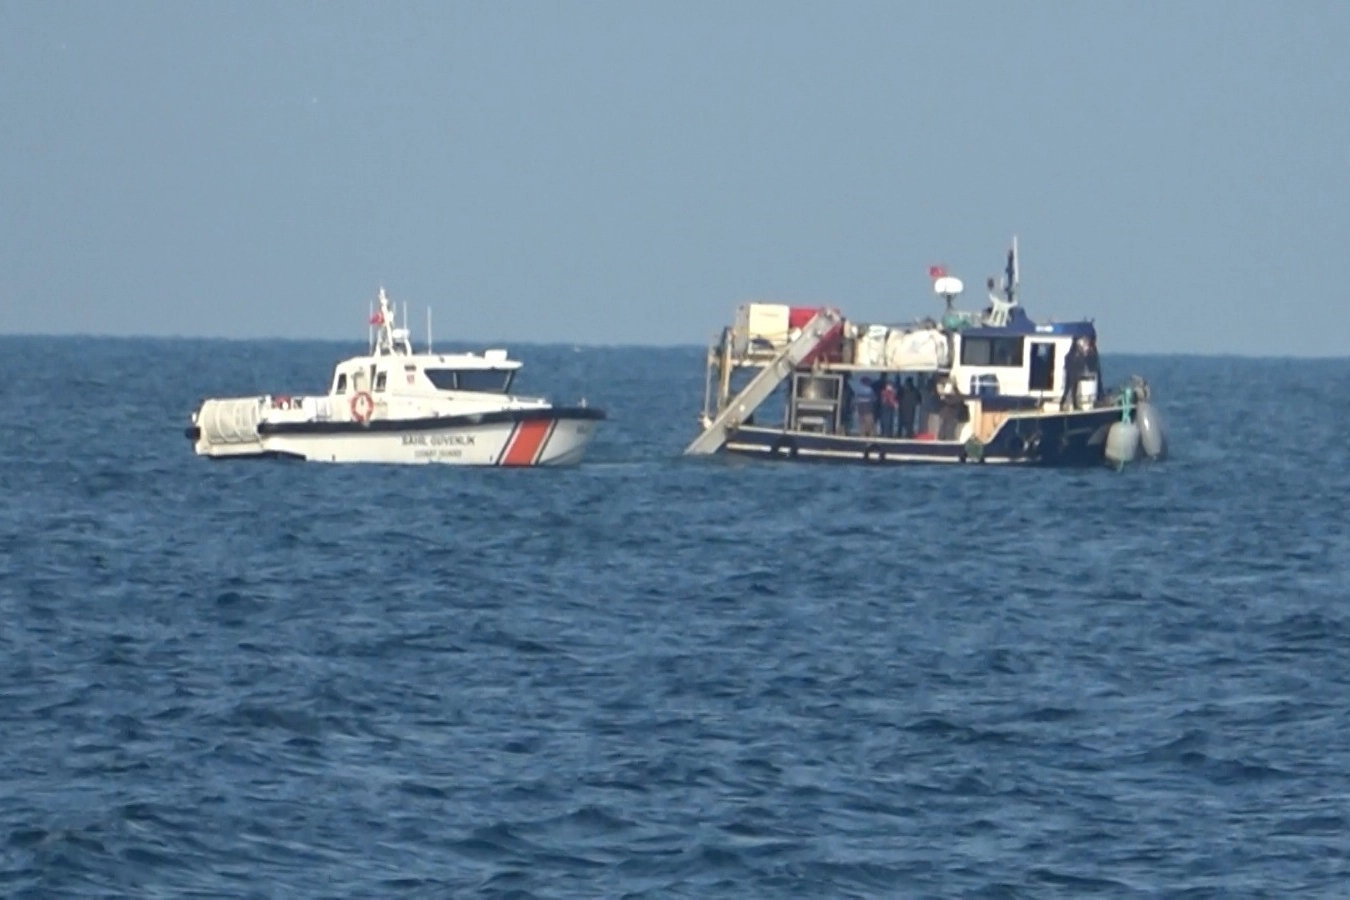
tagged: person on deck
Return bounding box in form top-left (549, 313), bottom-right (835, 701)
top-left (918, 376), bottom-right (941, 436)
top-left (898, 378), bottom-right (919, 438)
top-left (879, 376), bottom-right (899, 437)
top-left (936, 376), bottom-right (970, 440)
top-left (855, 376), bottom-right (876, 436)
top-left (1083, 337), bottom-right (1102, 389)
top-left (840, 374), bottom-right (855, 434)
top-left (871, 375), bottom-right (888, 437)
top-left (1062, 338), bottom-right (1086, 409)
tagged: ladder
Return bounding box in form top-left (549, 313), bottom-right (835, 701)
top-left (682, 307), bottom-right (844, 456)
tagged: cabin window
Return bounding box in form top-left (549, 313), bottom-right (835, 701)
top-left (459, 370), bottom-right (513, 393)
top-left (424, 369), bottom-right (455, 390)
top-left (960, 336), bottom-right (1024, 368)
top-left (334, 373), bottom-right (348, 394)
top-left (1028, 342), bottom-right (1057, 391)
top-left (423, 368), bottom-right (514, 393)
top-left (374, 370), bottom-right (388, 392)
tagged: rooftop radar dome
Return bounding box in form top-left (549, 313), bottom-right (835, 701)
top-left (933, 275), bottom-right (964, 296)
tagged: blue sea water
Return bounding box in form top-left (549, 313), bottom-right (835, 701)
top-left (2, 335), bottom-right (1349, 898)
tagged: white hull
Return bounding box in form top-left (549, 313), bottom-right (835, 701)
top-left (186, 286), bottom-right (605, 468)
top-left (189, 405), bottom-right (602, 467)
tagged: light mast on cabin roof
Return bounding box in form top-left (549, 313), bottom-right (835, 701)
top-left (369, 286), bottom-right (412, 356)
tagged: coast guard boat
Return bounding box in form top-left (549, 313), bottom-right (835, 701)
top-left (683, 238), bottom-right (1166, 468)
top-left (186, 288), bottom-right (605, 466)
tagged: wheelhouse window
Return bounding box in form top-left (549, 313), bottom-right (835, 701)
top-left (334, 373), bottom-right (348, 394)
top-left (424, 368), bottom-right (514, 393)
top-left (460, 370), bottom-right (513, 392)
top-left (960, 336), bottom-right (1024, 368)
top-left (374, 370), bottom-right (388, 392)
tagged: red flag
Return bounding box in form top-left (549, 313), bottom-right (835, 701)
top-left (928, 265), bottom-right (947, 279)
top-left (369, 311), bottom-right (384, 325)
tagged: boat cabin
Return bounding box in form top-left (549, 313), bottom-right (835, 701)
top-left (329, 351), bottom-right (521, 398)
top-left (327, 287), bottom-right (523, 399)
top-left (947, 316), bottom-right (1099, 410)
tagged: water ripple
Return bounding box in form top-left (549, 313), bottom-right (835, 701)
top-left (2, 342), bottom-right (1350, 895)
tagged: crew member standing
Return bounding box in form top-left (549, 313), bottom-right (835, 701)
top-left (898, 377), bottom-right (919, 438)
top-left (1063, 338), bottom-right (1086, 409)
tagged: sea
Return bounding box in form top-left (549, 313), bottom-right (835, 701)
top-left (2, 336), bottom-right (1348, 898)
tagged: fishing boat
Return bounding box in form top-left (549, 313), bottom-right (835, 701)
top-left (186, 287), bottom-right (605, 466)
top-left (683, 238), bottom-right (1166, 468)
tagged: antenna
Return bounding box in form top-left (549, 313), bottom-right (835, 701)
top-left (984, 237), bottom-right (1021, 327)
top-left (1005, 235), bottom-right (1019, 305)
top-left (427, 306), bottom-right (433, 353)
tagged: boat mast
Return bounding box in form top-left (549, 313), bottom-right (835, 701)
top-left (371, 286), bottom-right (397, 356)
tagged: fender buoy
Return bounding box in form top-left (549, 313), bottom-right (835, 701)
top-left (963, 437), bottom-right (985, 464)
top-left (350, 390), bottom-right (375, 423)
top-left (863, 444), bottom-right (885, 463)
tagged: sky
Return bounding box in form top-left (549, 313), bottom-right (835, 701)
top-left (2, 1), bottom-right (1347, 355)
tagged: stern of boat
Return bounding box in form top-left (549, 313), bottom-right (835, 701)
top-left (187, 396), bottom-right (267, 458)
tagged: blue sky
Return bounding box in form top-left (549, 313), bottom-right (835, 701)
top-left (3, 1), bottom-right (1346, 355)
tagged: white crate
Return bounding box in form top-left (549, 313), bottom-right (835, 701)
top-left (735, 303), bottom-right (791, 354)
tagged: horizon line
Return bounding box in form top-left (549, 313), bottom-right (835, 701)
top-left (0, 329), bottom-right (1345, 361)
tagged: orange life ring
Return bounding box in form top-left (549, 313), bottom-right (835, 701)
top-left (350, 390), bottom-right (375, 423)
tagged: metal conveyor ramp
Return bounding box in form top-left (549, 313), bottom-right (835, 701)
top-left (682, 307), bottom-right (843, 456)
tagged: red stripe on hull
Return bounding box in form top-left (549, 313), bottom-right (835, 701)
top-left (531, 420), bottom-right (559, 465)
top-left (501, 419), bottom-right (551, 466)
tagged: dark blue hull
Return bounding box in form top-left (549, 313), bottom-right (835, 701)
top-left (724, 407), bottom-right (1122, 467)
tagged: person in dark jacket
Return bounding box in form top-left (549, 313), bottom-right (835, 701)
top-left (1083, 337), bottom-right (1102, 387)
top-left (936, 376), bottom-right (968, 440)
top-left (840, 374), bottom-right (855, 434)
top-left (878, 376), bottom-right (898, 437)
top-left (897, 377), bottom-right (919, 438)
top-left (872, 374), bottom-right (890, 436)
top-left (1062, 338), bottom-right (1086, 409)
